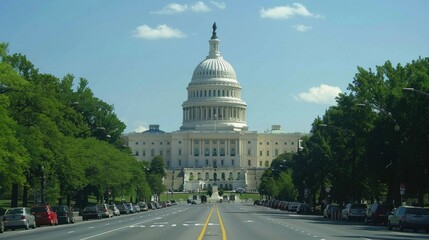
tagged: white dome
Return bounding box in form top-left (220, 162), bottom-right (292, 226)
top-left (191, 57), bottom-right (237, 82)
top-left (181, 23), bottom-right (247, 132)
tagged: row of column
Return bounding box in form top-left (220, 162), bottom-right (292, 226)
top-left (190, 138), bottom-right (239, 157)
top-left (183, 106), bottom-right (246, 122)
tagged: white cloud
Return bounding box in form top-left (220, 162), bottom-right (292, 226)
top-left (191, 1), bottom-right (211, 12)
top-left (297, 84), bottom-right (342, 105)
top-left (293, 24), bottom-right (312, 32)
top-left (133, 24), bottom-right (187, 40)
top-left (151, 3), bottom-right (188, 14)
top-left (210, 1), bottom-right (226, 9)
top-left (260, 3), bottom-right (321, 19)
top-left (135, 125), bottom-right (148, 133)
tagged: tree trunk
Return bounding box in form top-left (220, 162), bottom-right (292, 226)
top-left (11, 183), bottom-right (19, 207)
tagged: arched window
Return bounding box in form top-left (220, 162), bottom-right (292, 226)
top-left (221, 172), bottom-right (225, 180)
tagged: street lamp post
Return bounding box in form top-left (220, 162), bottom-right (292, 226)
top-left (356, 103), bottom-right (400, 131)
top-left (403, 88), bottom-right (429, 97)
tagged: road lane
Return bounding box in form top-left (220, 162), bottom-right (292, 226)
top-left (1, 203), bottom-right (428, 240)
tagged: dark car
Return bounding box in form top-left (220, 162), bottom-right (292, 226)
top-left (116, 204), bottom-right (130, 214)
top-left (365, 203), bottom-right (394, 225)
top-left (82, 206), bottom-right (102, 221)
top-left (388, 206), bottom-right (429, 232)
top-left (124, 203), bottom-right (136, 214)
top-left (31, 205), bottom-right (58, 227)
top-left (297, 203), bottom-right (312, 214)
top-left (52, 206), bottom-right (75, 224)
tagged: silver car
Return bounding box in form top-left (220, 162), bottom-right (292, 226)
top-left (388, 206), bottom-right (429, 232)
top-left (3, 207), bottom-right (36, 230)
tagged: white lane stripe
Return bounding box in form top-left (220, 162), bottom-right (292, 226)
top-left (80, 217), bottom-right (163, 240)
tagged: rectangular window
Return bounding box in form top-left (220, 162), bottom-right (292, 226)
top-left (259, 161), bottom-right (262, 167)
top-left (160, 150), bottom-right (163, 156)
top-left (230, 148), bottom-right (235, 156)
top-left (179, 149), bottom-right (182, 155)
top-left (205, 148), bottom-right (210, 156)
top-left (179, 160), bottom-right (182, 166)
top-left (194, 148), bottom-right (200, 156)
top-left (212, 148), bottom-right (217, 156)
top-left (247, 149), bottom-right (251, 156)
top-left (266, 150), bottom-right (270, 156)
top-left (206, 159), bottom-right (209, 165)
top-left (275, 149), bottom-right (279, 156)
top-left (151, 149), bottom-right (155, 157)
top-left (195, 159), bottom-right (199, 166)
top-left (221, 159), bottom-right (224, 165)
top-left (143, 150), bottom-right (146, 156)
top-left (248, 160), bottom-right (251, 167)
top-left (231, 159), bottom-right (235, 166)
top-left (259, 151), bottom-right (262, 156)
top-left (167, 161), bottom-right (170, 167)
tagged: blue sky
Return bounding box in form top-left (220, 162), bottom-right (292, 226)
top-left (1, 1), bottom-right (428, 133)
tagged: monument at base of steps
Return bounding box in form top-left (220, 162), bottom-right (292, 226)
top-left (208, 184), bottom-right (222, 202)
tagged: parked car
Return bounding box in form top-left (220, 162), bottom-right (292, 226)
top-left (297, 203), bottom-right (312, 214)
top-left (109, 204), bottom-right (120, 216)
top-left (116, 204), bottom-right (130, 214)
top-left (341, 203), bottom-right (367, 222)
top-left (147, 202), bottom-right (155, 210)
top-left (52, 206), bottom-right (75, 224)
top-left (138, 202), bottom-right (148, 211)
top-left (124, 203), bottom-right (136, 213)
top-left (235, 188), bottom-right (246, 193)
top-left (388, 206), bottom-right (429, 232)
top-left (82, 206), bottom-right (102, 221)
top-left (324, 204), bottom-right (340, 218)
top-left (31, 205), bottom-right (58, 227)
top-left (97, 204), bottom-right (113, 218)
top-left (3, 207), bottom-right (36, 231)
top-left (365, 203), bottom-right (394, 225)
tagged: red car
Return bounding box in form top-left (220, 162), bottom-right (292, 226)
top-left (31, 205), bottom-right (58, 227)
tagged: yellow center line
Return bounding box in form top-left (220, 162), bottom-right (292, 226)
top-left (198, 204), bottom-right (215, 240)
top-left (197, 204), bottom-right (227, 240)
top-left (216, 205), bottom-right (227, 240)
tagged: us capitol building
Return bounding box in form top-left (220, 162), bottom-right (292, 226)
top-left (126, 23), bottom-right (305, 192)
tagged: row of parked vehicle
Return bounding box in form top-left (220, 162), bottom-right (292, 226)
top-left (0, 205), bottom-right (75, 232)
top-left (0, 200), bottom-right (179, 233)
top-left (256, 199), bottom-right (429, 233)
top-left (255, 199), bottom-right (313, 214)
top-left (323, 202), bottom-right (429, 232)
top-left (81, 200), bottom-right (177, 221)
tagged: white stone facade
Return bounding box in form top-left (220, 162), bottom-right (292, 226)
top-left (125, 23), bottom-right (306, 192)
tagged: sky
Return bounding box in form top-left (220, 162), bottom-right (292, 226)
top-left (1, 1), bottom-right (428, 134)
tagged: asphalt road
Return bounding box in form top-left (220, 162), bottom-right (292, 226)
top-left (1, 203), bottom-right (428, 240)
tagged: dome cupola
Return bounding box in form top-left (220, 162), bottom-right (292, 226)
top-left (181, 23), bottom-right (248, 131)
